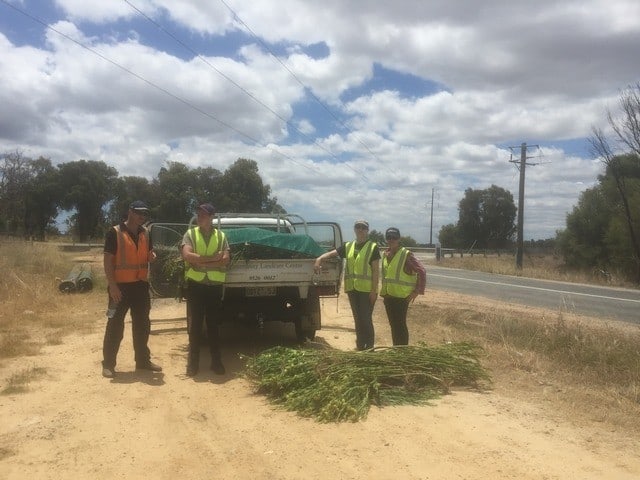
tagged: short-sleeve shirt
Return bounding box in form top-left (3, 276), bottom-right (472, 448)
top-left (336, 241), bottom-right (381, 264)
top-left (104, 221), bottom-right (153, 255)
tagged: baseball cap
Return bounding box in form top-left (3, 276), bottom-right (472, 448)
top-left (385, 227), bottom-right (401, 239)
top-left (354, 219), bottom-right (369, 229)
top-left (197, 203), bottom-right (216, 215)
top-left (129, 200), bottom-right (149, 213)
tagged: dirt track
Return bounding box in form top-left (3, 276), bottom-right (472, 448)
top-left (1, 292), bottom-right (639, 480)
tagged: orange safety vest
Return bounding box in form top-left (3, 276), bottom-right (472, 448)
top-left (113, 225), bottom-right (149, 283)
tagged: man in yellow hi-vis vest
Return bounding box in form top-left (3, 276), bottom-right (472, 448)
top-left (181, 203), bottom-right (230, 377)
top-left (102, 200), bottom-right (161, 378)
top-left (315, 220), bottom-right (380, 350)
top-left (380, 227), bottom-right (426, 345)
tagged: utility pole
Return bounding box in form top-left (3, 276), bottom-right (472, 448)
top-left (509, 143), bottom-right (540, 269)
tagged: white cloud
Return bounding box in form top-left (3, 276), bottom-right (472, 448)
top-left (1, 0), bottom-right (637, 242)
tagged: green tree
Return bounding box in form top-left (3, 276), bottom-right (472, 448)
top-left (217, 158), bottom-right (283, 212)
top-left (58, 160), bottom-right (118, 242)
top-left (0, 152), bottom-right (61, 239)
top-left (107, 175), bottom-right (156, 225)
top-left (192, 166), bottom-right (223, 208)
top-left (438, 223), bottom-right (461, 248)
top-left (153, 162), bottom-right (202, 222)
top-left (590, 83), bottom-right (640, 281)
top-left (0, 150), bottom-right (30, 235)
top-left (456, 185), bottom-right (516, 249)
top-left (23, 157), bottom-right (62, 240)
top-left (557, 154), bottom-right (640, 280)
top-left (557, 187), bottom-right (610, 269)
top-left (369, 229), bottom-right (385, 245)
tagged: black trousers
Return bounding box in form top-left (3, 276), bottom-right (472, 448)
top-left (347, 290), bottom-right (375, 350)
top-left (186, 280), bottom-right (224, 368)
top-left (102, 281), bottom-right (151, 369)
top-left (383, 295), bottom-right (410, 346)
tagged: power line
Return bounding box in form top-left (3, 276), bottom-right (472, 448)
top-left (0, 0), bottom-right (322, 175)
top-left (124, 0), bottom-right (386, 189)
top-left (123, 0), bottom-right (351, 166)
top-left (218, 0), bottom-right (383, 178)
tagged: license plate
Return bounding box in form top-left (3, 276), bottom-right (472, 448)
top-left (245, 287), bottom-right (277, 297)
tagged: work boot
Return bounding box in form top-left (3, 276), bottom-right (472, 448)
top-left (210, 358), bottom-right (225, 375)
top-left (186, 364), bottom-right (199, 377)
top-left (136, 361), bottom-right (162, 372)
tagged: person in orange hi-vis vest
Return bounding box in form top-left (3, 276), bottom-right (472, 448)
top-left (101, 200), bottom-right (162, 378)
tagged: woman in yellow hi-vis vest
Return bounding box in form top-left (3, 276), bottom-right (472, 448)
top-left (315, 220), bottom-right (380, 350)
top-left (181, 203), bottom-right (230, 377)
top-left (380, 227), bottom-right (426, 345)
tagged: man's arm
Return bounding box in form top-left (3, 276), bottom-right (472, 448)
top-left (103, 252), bottom-right (122, 302)
top-left (181, 239), bottom-right (230, 269)
top-left (406, 253), bottom-right (426, 301)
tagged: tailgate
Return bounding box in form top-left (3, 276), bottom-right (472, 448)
top-left (225, 259), bottom-right (340, 288)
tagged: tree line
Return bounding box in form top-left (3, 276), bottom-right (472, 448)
top-left (2, 86), bottom-right (639, 282)
top-left (0, 155), bottom-right (282, 242)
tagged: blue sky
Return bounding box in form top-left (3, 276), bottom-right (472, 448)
top-left (1, 0), bottom-right (639, 243)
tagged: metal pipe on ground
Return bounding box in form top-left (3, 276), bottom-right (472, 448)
top-left (59, 263), bottom-right (93, 293)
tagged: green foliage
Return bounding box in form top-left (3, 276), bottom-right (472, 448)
top-left (0, 152), bottom-right (285, 239)
top-left (439, 185), bottom-right (516, 249)
top-left (0, 152), bottom-right (62, 240)
top-left (150, 158), bottom-right (283, 222)
top-left (58, 160), bottom-right (119, 242)
top-left (243, 343), bottom-right (490, 422)
top-left (437, 223), bottom-right (461, 248)
top-left (153, 161), bottom-right (203, 222)
top-left (23, 157), bottom-right (62, 240)
top-left (216, 158), bottom-right (282, 212)
top-left (558, 154), bottom-right (640, 280)
top-left (108, 175), bottom-right (156, 224)
top-left (369, 229), bottom-right (385, 244)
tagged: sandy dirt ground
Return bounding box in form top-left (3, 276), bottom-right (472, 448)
top-left (1, 289), bottom-right (640, 480)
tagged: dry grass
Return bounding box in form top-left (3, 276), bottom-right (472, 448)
top-left (0, 240), bottom-right (101, 362)
top-left (0, 366), bottom-right (48, 395)
top-left (437, 252), bottom-right (634, 288)
top-left (409, 293), bottom-right (640, 435)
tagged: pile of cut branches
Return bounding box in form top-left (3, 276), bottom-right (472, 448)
top-left (243, 342), bottom-right (491, 422)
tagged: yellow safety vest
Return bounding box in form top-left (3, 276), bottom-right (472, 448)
top-left (381, 247), bottom-right (417, 298)
top-left (113, 225), bottom-right (149, 283)
top-left (184, 227), bottom-right (227, 284)
top-left (344, 240), bottom-right (375, 293)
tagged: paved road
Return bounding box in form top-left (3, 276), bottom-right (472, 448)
top-left (421, 263), bottom-right (640, 325)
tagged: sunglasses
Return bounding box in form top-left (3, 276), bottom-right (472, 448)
top-left (385, 236), bottom-right (400, 241)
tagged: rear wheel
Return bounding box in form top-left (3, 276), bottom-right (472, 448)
top-left (296, 293), bottom-right (320, 342)
top-left (294, 319), bottom-right (316, 342)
